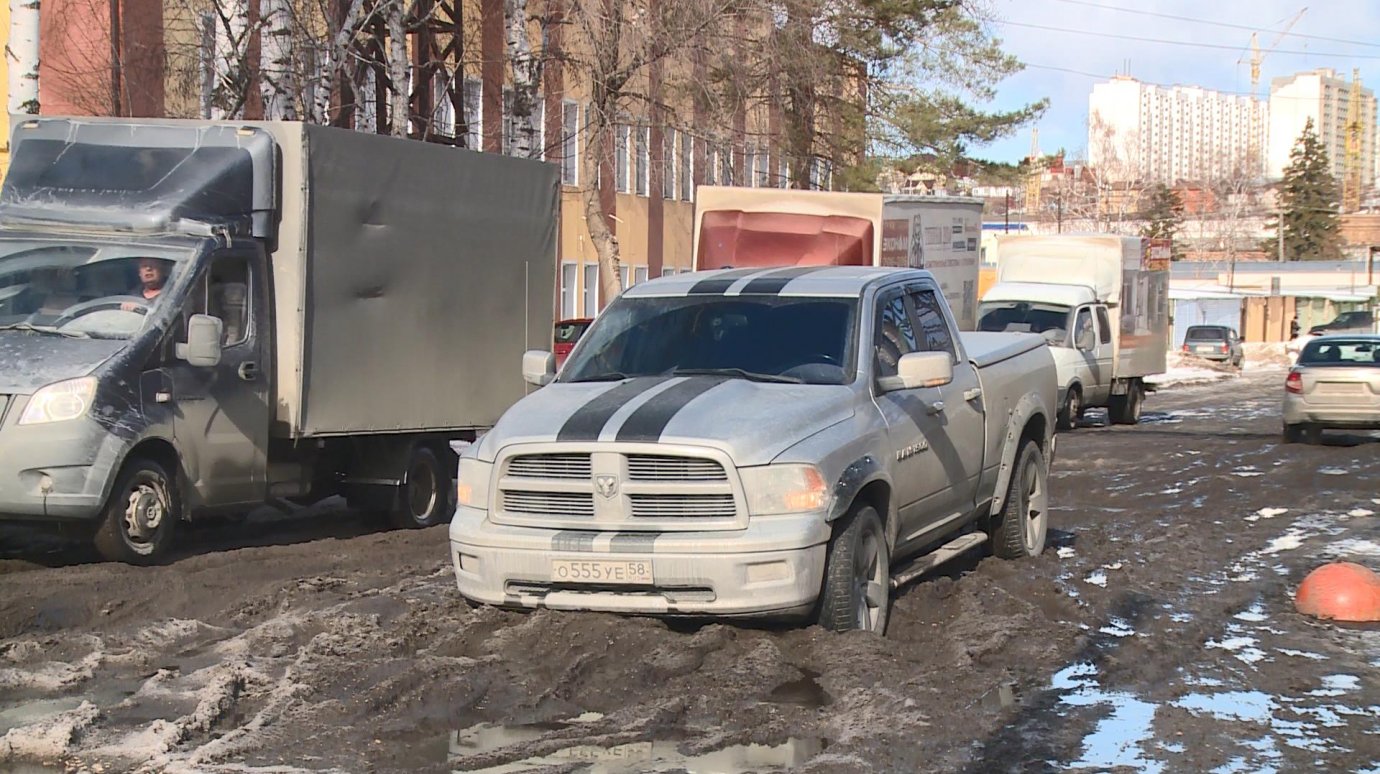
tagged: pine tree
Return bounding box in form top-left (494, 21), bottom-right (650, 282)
top-left (1271, 118), bottom-right (1342, 261)
top-left (1140, 183), bottom-right (1184, 260)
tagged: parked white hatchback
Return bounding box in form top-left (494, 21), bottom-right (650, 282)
top-left (1283, 335), bottom-right (1380, 444)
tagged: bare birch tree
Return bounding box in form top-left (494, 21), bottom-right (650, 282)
top-left (7, 0), bottom-right (42, 115)
top-left (260, 0), bottom-right (299, 118)
top-left (505, 0), bottom-right (544, 158)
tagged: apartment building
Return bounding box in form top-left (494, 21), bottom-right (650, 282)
top-left (1088, 75), bottom-right (1264, 184)
top-left (1267, 68), bottom-right (1376, 189)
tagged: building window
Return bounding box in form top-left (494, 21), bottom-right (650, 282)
top-left (663, 128), bottom-right (677, 200)
top-left (721, 145), bottom-right (734, 186)
top-left (745, 148), bottom-right (758, 187)
top-left (619, 264), bottom-right (631, 289)
top-left (634, 266), bottom-right (649, 285)
top-left (462, 79), bottom-right (482, 150)
top-left (635, 125), bottom-right (650, 197)
top-left (560, 263), bottom-right (577, 319)
top-left (582, 263), bottom-right (599, 316)
top-left (561, 101), bottom-right (580, 186)
top-left (430, 76), bottom-right (456, 137)
top-left (680, 135), bottom-right (693, 201)
top-left (756, 147), bottom-right (771, 187)
top-left (615, 123), bottom-right (630, 193)
top-left (705, 144), bottom-right (719, 186)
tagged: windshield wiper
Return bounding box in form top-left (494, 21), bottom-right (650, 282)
top-left (0, 322), bottom-right (90, 338)
top-left (669, 367), bottom-right (803, 384)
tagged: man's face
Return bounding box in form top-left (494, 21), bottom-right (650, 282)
top-left (138, 259), bottom-right (166, 289)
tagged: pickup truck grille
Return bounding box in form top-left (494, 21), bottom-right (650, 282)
top-left (495, 447), bottom-right (745, 531)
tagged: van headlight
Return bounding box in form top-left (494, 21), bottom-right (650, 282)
top-left (19, 377), bottom-right (98, 425)
top-left (455, 458), bottom-right (492, 509)
top-left (740, 464), bottom-right (830, 515)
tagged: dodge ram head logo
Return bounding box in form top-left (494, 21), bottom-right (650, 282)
top-left (595, 475), bottom-right (619, 498)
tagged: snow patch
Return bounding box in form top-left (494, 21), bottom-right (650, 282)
top-left (1323, 539), bottom-right (1380, 558)
top-left (1264, 533), bottom-right (1306, 554)
top-left (1084, 571), bottom-right (1108, 588)
top-left (1346, 509), bottom-right (1375, 518)
top-left (1248, 507), bottom-right (1289, 523)
top-left (0, 701), bottom-right (99, 761)
top-left (1057, 546), bottom-right (1076, 559)
top-left (1318, 467), bottom-right (1349, 476)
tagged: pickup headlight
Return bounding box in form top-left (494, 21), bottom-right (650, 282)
top-left (740, 464), bottom-right (830, 515)
top-left (455, 458), bottom-right (492, 509)
top-left (18, 377), bottom-right (98, 426)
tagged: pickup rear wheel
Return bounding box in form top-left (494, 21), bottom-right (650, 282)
top-left (992, 440), bottom-right (1049, 559)
top-left (817, 504), bottom-right (890, 635)
top-left (93, 458), bottom-right (179, 565)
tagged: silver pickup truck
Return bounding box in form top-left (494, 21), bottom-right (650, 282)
top-left (450, 267), bottom-right (1058, 633)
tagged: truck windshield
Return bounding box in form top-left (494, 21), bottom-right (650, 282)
top-left (0, 242), bottom-right (188, 339)
top-left (977, 301), bottom-right (1071, 345)
top-left (562, 295), bottom-right (858, 385)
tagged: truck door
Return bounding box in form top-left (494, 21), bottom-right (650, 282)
top-left (166, 250), bottom-right (271, 508)
top-left (1091, 305), bottom-right (1115, 402)
top-left (1069, 306), bottom-right (1105, 404)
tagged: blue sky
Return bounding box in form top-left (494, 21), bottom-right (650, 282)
top-left (972, 0), bottom-right (1380, 164)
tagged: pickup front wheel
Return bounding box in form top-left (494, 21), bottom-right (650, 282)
top-left (817, 504), bottom-right (890, 634)
top-left (992, 440), bottom-right (1049, 559)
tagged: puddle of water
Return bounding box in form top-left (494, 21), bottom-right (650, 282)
top-left (1050, 664), bottom-right (1162, 774)
top-left (1173, 690), bottom-right (1275, 723)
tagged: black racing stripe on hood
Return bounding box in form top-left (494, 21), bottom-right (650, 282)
top-left (686, 268), bottom-right (767, 295)
top-left (738, 265), bottom-right (831, 295)
top-left (556, 377), bottom-right (670, 441)
top-left (615, 376), bottom-right (732, 442)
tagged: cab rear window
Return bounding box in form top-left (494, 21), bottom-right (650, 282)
top-left (555, 322), bottom-right (590, 343)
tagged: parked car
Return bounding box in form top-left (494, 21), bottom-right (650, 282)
top-left (1182, 325), bottom-right (1243, 368)
top-left (1308, 310), bottom-right (1375, 336)
top-left (554, 318), bottom-right (593, 369)
top-left (1283, 334), bottom-right (1380, 444)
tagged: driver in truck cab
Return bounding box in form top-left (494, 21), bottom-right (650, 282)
top-left (121, 257), bottom-right (171, 311)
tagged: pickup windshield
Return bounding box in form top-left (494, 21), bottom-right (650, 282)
top-left (561, 295), bottom-right (858, 385)
top-left (977, 301), bottom-right (1071, 345)
top-left (0, 241), bottom-right (189, 339)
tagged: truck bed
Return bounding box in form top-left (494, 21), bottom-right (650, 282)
top-left (960, 331), bottom-right (1049, 369)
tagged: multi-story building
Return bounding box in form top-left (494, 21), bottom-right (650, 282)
top-left (1088, 75), bottom-right (1264, 184)
top-left (17, 0), bottom-right (846, 320)
top-left (1268, 68), bottom-right (1376, 190)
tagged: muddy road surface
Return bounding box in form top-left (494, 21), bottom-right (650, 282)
top-left (1, 369), bottom-right (1378, 773)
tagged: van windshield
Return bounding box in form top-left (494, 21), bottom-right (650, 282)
top-left (0, 241), bottom-right (189, 339)
top-left (977, 301), bottom-right (1071, 345)
top-left (561, 295), bottom-right (859, 385)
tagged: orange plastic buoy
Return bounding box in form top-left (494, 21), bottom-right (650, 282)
top-left (1294, 562), bottom-right (1380, 622)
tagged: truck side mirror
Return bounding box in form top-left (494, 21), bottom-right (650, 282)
top-left (176, 314), bottom-right (224, 367)
top-left (880, 351), bottom-right (952, 392)
top-left (522, 350), bottom-right (555, 387)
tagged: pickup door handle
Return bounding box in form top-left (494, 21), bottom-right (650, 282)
top-left (963, 388), bottom-right (983, 402)
top-left (926, 401), bottom-right (945, 415)
top-left (238, 362), bottom-right (260, 382)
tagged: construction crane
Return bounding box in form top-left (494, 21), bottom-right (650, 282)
top-left (1343, 68), bottom-right (1364, 213)
top-left (1239, 8), bottom-right (1307, 170)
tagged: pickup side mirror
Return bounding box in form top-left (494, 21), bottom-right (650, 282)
top-left (522, 350), bottom-right (556, 387)
top-left (879, 351), bottom-right (952, 392)
top-left (175, 314), bottom-right (224, 367)
top-left (1076, 327), bottom-right (1096, 352)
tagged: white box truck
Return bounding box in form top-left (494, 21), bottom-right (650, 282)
top-left (977, 234), bottom-right (1169, 429)
top-left (692, 187), bottom-right (984, 329)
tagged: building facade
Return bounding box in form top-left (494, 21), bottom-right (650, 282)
top-left (1268, 68), bottom-right (1377, 189)
top-left (1089, 76), bottom-right (1264, 184)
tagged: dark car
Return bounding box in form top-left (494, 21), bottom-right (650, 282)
top-left (1309, 310), bottom-right (1375, 336)
top-left (1182, 325), bottom-right (1243, 368)
top-left (554, 318), bottom-right (593, 369)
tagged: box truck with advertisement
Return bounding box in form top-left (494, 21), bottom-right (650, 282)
top-left (977, 234), bottom-right (1169, 430)
top-left (0, 117), bottom-right (558, 563)
top-left (691, 187), bottom-right (985, 329)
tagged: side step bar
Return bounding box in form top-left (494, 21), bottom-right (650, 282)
top-left (889, 531), bottom-right (989, 589)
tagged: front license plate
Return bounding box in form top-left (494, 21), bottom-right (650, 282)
top-left (551, 559), bottom-right (654, 585)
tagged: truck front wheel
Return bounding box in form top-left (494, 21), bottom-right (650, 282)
top-left (93, 458), bottom-right (179, 565)
top-left (388, 445), bottom-right (455, 529)
top-left (817, 503), bottom-right (890, 635)
top-left (992, 440), bottom-right (1049, 560)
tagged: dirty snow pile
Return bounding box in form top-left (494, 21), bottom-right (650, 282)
top-left (1146, 352), bottom-right (1239, 389)
top-left (1242, 342), bottom-right (1291, 371)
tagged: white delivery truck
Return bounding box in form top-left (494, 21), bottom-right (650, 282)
top-left (693, 187), bottom-right (985, 330)
top-left (976, 234), bottom-right (1170, 430)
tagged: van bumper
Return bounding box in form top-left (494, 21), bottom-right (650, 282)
top-left (449, 506), bottom-right (831, 618)
top-left (0, 413), bottom-right (125, 522)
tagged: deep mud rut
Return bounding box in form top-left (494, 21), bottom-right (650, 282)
top-left (1, 369), bottom-right (1378, 773)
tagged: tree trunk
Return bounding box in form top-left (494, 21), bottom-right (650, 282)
top-left (311, 0), bottom-right (367, 123)
top-left (386, 0), bottom-right (410, 137)
top-left (212, 0), bottom-right (251, 119)
top-left (581, 102), bottom-right (622, 308)
top-left (259, 0), bottom-right (297, 119)
top-left (7, 0), bottom-right (41, 115)
top-left (504, 0), bottom-right (542, 158)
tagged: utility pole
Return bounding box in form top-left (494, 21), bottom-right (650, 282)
top-left (1004, 191), bottom-right (1010, 232)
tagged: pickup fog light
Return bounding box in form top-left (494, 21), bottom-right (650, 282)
top-left (740, 464), bottom-right (829, 515)
top-left (18, 377), bottom-right (97, 425)
top-left (455, 458), bottom-right (492, 508)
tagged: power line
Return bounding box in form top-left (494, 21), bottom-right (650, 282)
top-left (1001, 20), bottom-right (1380, 60)
top-left (1046, 0), bottom-right (1380, 50)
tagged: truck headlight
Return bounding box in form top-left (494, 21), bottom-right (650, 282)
top-left (740, 464), bottom-right (830, 515)
top-left (455, 458), bottom-right (492, 509)
top-left (18, 377), bottom-right (97, 426)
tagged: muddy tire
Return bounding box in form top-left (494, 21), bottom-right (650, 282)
top-left (1057, 386), bottom-right (1082, 432)
top-left (93, 458), bottom-right (179, 565)
top-left (1108, 380), bottom-right (1144, 425)
top-left (817, 504), bottom-right (890, 635)
top-left (388, 446), bottom-right (455, 529)
top-left (992, 441), bottom-right (1049, 560)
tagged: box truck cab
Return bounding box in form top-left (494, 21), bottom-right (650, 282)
top-left (0, 117), bottom-right (557, 564)
top-left (977, 234), bottom-right (1169, 430)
